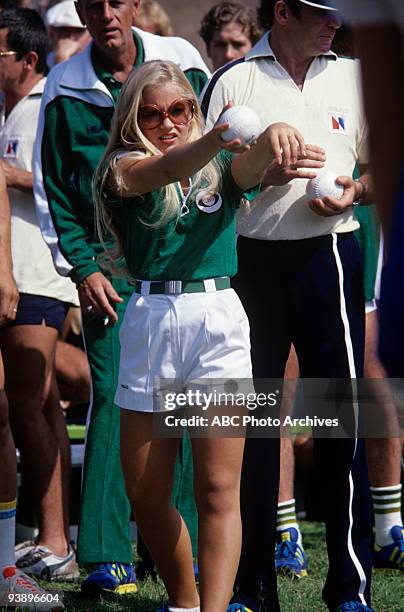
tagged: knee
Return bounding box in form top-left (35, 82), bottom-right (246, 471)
top-left (195, 475), bottom-right (239, 517)
top-left (125, 477), bottom-right (172, 517)
top-left (6, 382), bottom-right (46, 414)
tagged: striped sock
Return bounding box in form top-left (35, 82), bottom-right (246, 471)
top-left (0, 499), bottom-right (16, 569)
top-left (277, 498), bottom-right (302, 548)
top-left (370, 484), bottom-right (403, 547)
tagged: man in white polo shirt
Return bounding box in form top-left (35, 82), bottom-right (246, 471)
top-left (0, 6), bottom-right (78, 580)
top-left (202, 2), bottom-right (374, 611)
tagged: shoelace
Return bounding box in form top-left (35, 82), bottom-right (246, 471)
top-left (23, 547), bottom-right (49, 560)
top-left (98, 563), bottom-right (130, 582)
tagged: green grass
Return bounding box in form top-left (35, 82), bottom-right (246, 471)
top-left (2, 522), bottom-right (401, 611)
top-left (66, 425), bottom-right (86, 441)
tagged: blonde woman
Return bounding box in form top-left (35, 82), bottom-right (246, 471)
top-left (94, 60), bottom-right (305, 612)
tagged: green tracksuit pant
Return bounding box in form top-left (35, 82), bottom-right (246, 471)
top-left (77, 278), bottom-right (197, 563)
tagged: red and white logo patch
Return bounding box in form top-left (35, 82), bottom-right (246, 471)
top-left (329, 113), bottom-right (347, 134)
top-left (4, 139), bottom-right (19, 158)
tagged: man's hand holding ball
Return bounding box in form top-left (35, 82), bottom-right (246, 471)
top-left (307, 170), bottom-right (365, 217)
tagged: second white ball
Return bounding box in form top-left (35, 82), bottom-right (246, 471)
top-left (306, 169), bottom-right (344, 201)
top-left (216, 105), bottom-right (261, 146)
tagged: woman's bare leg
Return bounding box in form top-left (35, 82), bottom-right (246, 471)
top-left (192, 433), bottom-right (245, 612)
top-left (120, 409), bottom-right (199, 609)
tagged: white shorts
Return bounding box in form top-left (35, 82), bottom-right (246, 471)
top-left (115, 288), bottom-right (253, 412)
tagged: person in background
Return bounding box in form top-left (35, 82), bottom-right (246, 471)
top-left (56, 306), bottom-right (91, 410)
top-left (275, 19), bottom-right (403, 575)
top-left (0, 167), bottom-right (65, 612)
top-left (334, 0), bottom-right (404, 570)
top-left (133, 0), bottom-right (172, 36)
top-left (33, 0), bottom-right (211, 596)
top-left (202, 1), bottom-right (374, 610)
top-left (0, 6), bottom-right (79, 581)
top-left (44, 0), bottom-right (90, 67)
top-left (200, 1), bottom-right (262, 71)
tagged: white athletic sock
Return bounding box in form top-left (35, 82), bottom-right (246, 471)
top-left (168, 607), bottom-right (200, 612)
top-left (370, 484), bottom-right (403, 546)
top-left (277, 498), bottom-right (303, 548)
top-left (0, 499), bottom-right (16, 569)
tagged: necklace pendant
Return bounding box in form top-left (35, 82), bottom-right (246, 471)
top-left (180, 202), bottom-right (190, 217)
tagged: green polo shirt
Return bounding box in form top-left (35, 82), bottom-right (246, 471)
top-left (112, 152), bottom-right (257, 280)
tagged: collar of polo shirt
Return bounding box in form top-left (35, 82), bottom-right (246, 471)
top-left (296, 0), bottom-right (338, 10)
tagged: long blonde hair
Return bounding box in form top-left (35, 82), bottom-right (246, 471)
top-left (93, 60), bottom-right (222, 275)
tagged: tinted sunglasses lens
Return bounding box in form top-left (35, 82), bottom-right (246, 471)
top-left (138, 106), bottom-right (163, 128)
top-left (138, 100), bottom-right (194, 128)
top-left (169, 101), bottom-right (192, 124)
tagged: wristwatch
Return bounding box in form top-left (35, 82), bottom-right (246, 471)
top-left (352, 179), bottom-right (365, 207)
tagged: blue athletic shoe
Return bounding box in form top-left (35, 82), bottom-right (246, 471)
top-left (275, 527), bottom-right (308, 578)
top-left (336, 602), bottom-right (373, 612)
top-left (373, 525), bottom-right (404, 570)
top-left (228, 592), bottom-right (261, 612)
top-left (81, 562), bottom-right (137, 595)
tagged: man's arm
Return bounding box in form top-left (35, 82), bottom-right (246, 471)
top-left (0, 169), bottom-right (19, 324)
top-left (33, 90), bottom-right (122, 322)
top-left (34, 93), bottom-right (99, 282)
top-left (0, 159), bottom-right (32, 193)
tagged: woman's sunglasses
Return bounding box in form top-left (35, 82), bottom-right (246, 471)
top-left (138, 98), bottom-right (195, 129)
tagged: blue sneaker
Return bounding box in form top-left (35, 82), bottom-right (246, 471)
top-left (81, 562), bottom-right (137, 595)
top-left (275, 528), bottom-right (308, 578)
top-left (228, 592), bottom-right (261, 612)
top-left (373, 525), bottom-right (404, 570)
top-left (336, 602), bottom-right (373, 612)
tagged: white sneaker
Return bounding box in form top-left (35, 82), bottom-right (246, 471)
top-left (15, 540), bottom-right (37, 562)
top-left (16, 545), bottom-right (79, 581)
top-left (0, 565), bottom-right (64, 610)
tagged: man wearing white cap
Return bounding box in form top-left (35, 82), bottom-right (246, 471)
top-left (202, 1), bottom-right (374, 611)
top-left (45, 0), bottom-right (90, 67)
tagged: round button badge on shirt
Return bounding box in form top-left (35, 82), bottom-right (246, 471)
top-left (196, 192), bottom-right (223, 214)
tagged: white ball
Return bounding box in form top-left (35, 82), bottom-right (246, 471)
top-left (216, 105), bottom-right (261, 145)
top-left (306, 169), bottom-right (344, 201)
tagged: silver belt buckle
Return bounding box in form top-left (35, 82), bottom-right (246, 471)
top-left (165, 280), bottom-right (182, 294)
